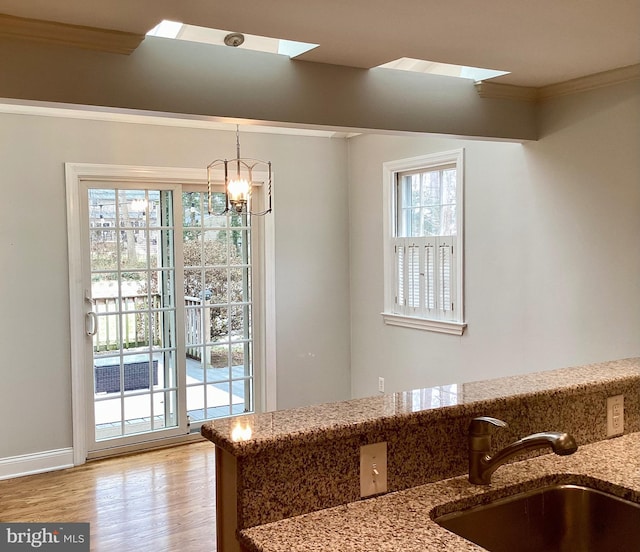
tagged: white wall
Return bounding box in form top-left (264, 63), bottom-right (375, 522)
top-left (348, 80), bottom-right (640, 397)
top-left (0, 114), bottom-right (350, 458)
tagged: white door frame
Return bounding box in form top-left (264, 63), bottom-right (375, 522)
top-left (66, 163), bottom-right (276, 465)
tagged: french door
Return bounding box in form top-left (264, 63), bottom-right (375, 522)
top-left (67, 164), bottom-right (263, 460)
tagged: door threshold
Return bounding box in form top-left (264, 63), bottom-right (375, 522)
top-left (87, 432), bottom-right (205, 461)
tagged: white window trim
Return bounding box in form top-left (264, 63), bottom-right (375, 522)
top-left (382, 149), bottom-right (467, 336)
top-left (381, 312), bottom-right (467, 335)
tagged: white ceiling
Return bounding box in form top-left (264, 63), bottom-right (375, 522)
top-left (0, 0), bottom-right (638, 87)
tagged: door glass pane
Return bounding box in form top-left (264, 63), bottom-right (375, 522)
top-left (183, 192), bottom-right (203, 227)
top-left (93, 396), bottom-right (122, 439)
top-left (89, 230), bottom-right (118, 271)
top-left (211, 306), bottom-right (229, 341)
top-left (206, 268), bottom-right (228, 304)
top-left (93, 313), bottom-right (120, 353)
top-left (230, 305), bottom-right (248, 339)
top-left (124, 395), bottom-right (152, 435)
top-left (229, 268), bottom-right (246, 303)
top-left (89, 187), bottom-right (179, 443)
top-left (204, 192), bottom-right (228, 227)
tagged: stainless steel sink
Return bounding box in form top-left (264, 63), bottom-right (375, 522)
top-left (434, 484), bottom-right (640, 552)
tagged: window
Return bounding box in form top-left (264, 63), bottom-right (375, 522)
top-left (382, 150), bottom-right (466, 335)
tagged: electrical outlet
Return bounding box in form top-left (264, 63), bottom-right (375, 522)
top-left (378, 377), bottom-right (385, 393)
top-left (607, 395), bottom-right (624, 437)
top-left (360, 442), bottom-right (387, 498)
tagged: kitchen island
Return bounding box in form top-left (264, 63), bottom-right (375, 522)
top-left (201, 358), bottom-right (640, 551)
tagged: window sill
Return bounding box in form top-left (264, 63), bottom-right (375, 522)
top-left (381, 313), bottom-right (467, 336)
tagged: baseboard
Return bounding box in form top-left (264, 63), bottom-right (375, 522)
top-left (0, 448), bottom-right (74, 480)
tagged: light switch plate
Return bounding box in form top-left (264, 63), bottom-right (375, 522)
top-left (360, 442), bottom-right (387, 498)
top-left (607, 395), bottom-right (624, 437)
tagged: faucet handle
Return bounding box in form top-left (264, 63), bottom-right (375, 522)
top-left (469, 416), bottom-right (508, 435)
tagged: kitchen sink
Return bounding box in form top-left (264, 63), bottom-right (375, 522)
top-left (434, 484), bottom-right (640, 552)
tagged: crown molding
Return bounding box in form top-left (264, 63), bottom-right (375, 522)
top-left (537, 63), bottom-right (640, 101)
top-left (0, 13), bottom-right (144, 55)
top-left (476, 64), bottom-right (640, 103)
top-left (474, 81), bottom-right (538, 102)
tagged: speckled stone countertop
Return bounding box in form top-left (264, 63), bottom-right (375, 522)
top-left (239, 432), bottom-right (640, 552)
top-left (202, 358), bottom-right (640, 455)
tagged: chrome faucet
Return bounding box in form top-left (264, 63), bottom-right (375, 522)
top-left (468, 416), bottom-right (578, 485)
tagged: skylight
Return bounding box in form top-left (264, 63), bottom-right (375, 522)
top-left (378, 58), bottom-right (509, 82)
top-left (146, 20), bottom-right (318, 58)
top-left (147, 20), bottom-right (183, 39)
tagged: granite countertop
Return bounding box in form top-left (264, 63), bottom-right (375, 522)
top-left (239, 432), bottom-right (640, 551)
top-left (202, 357), bottom-right (640, 455)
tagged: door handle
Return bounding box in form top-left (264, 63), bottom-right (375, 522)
top-left (86, 311), bottom-right (98, 336)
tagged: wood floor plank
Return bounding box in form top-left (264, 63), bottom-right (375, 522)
top-left (0, 442), bottom-right (217, 551)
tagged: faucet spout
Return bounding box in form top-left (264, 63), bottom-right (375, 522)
top-left (468, 417), bottom-right (578, 485)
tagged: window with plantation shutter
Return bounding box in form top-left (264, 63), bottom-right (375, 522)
top-left (383, 150), bottom-right (466, 335)
top-left (393, 236), bottom-right (456, 320)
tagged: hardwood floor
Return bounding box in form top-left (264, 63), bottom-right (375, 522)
top-left (0, 442), bottom-right (217, 551)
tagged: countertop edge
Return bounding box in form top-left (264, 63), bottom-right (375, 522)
top-left (203, 358), bottom-right (640, 456)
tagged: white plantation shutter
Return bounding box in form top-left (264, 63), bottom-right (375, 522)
top-left (424, 242), bottom-right (435, 312)
top-left (407, 244), bottom-right (420, 309)
top-left (393, 236), bottom-right (455, 319)
top-left (395, 243), bottom-right (405, 307)
top-left (437, 237), bottom-right (455, 320)
top-left (440, 244), bottom-right (451, 310)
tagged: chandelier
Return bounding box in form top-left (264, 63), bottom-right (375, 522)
top-left (207, 125), bottom-right (272, 216)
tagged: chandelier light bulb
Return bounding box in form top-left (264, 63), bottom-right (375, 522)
top-left (227, 178), bottom-right (250, 201)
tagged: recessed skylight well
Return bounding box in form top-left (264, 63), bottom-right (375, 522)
top-left (378, 58), bottom-right (509, 82)
top-left (147, 20), bottom-right (183, 39)
top-left (146, 20), bottom-right (318, 58)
